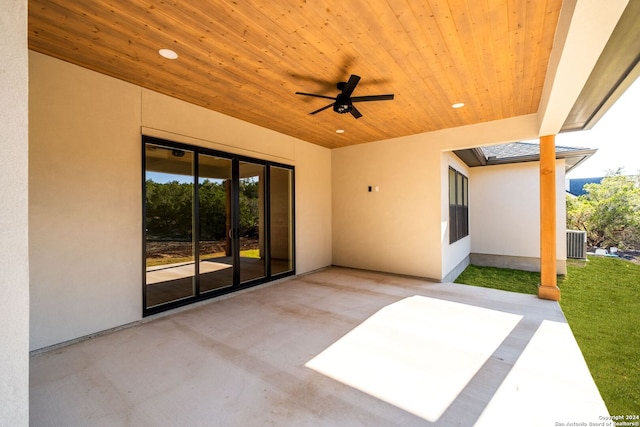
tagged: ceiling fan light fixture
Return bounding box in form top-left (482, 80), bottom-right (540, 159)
top-left (335, 103), bottom-right (352, 114)
top-left (296, 74), bottom-right (394, 120)
top-left (452, 102), bottom-right (465, 109)
top-left (159, 48), bottom-right (178, 60)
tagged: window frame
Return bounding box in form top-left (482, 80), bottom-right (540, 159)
top-left (449, 167), bottom-right (469, 244)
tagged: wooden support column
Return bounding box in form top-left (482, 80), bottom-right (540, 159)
top-left (539, 135), bottom-right (560, 301)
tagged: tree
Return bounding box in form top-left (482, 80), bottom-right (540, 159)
top-left (199, 179), bottom-right (228, 240)
top-left (566, 169), bottom-right (640, 250)
top-left (145, 180), bottom-right (194, 240)
top-left (239, 178), bottom-right (260, 237)
top-left (145, 178), bottom-right (262, 241)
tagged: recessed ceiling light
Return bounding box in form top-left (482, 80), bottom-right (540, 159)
top-left (159, 48), bottom-right (178, 60)
top-left (336, 129), bottom-right (345, 134)
top-left (452, 102), bottom-right (465, 109)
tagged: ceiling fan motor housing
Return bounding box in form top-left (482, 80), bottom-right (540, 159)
top-left (334, 94), bottom-right (352, 113)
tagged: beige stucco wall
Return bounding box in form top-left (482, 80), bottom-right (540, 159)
top-left (0, 1), bottom-right (29, 425)
top-left (29, 51), bottom-right (332, 350)
top-left (470, 160), bottom-right (567, 269)
top-left (330, 112), bottom-right (545, 281)
top-left (294, 141), bottom-right (333, 273)
top-left (331, 137), bottom-right (442, 279)
top-left (29, 53), bottom-right (145, 350)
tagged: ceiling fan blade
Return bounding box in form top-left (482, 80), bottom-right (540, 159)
top-left (309, 103), bottom-right (335, 115)
top-left (342, 74), bottom-right (361, 97)
top-left (351, 94), bottom-right (394, 102)
top-left (350, 105), bottom-right (363, 119)
top-left (295, 92), bottom-right (336, 100)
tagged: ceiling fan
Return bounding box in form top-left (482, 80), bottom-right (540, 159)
top-left (295, 74), bottom-right (394, 119)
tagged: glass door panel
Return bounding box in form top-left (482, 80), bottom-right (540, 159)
top-left (239, 162), bottom-right (266, 283)
top-left (198, 155), bottom-right (233, 293)
top-left (270, 166), bottom-right (294, 275)
top-left (144, 144), bottom-right (195, 308)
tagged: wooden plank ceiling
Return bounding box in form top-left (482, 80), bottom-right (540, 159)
top-left (28, 0), bottom-right (562, 149)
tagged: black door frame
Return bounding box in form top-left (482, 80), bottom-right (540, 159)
top-left (142, 135), bottom-right (295, 316)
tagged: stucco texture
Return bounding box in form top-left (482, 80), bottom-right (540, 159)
top-left (0, 1), bottom-right (29, 425)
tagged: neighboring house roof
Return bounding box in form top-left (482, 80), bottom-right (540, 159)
top-left (454, 142), bottom-right (597, 173)
top-left (568, 177), bottom-right (605, 196)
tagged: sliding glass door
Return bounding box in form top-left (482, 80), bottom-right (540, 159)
top-left (143, 137), bottom-right (294, 315)
top-left (198, 154), bottom-right (234, 293)
top-left (144, 145), bottom-right (196, 307)
top-left (270, 166), bottom-right (294, 275)
top-left (239, 162), bottom-right (266, 283)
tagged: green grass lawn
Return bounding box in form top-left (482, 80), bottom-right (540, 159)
top-left (455, 256), bottom-right (640, 415)
top-left (454, 264), bottom-right (540, 295)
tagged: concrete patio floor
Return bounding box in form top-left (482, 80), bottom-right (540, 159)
top-left (30, 267), bottom-right (608, 426)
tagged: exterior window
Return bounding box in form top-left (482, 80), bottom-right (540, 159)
top-left (449, 167), bottom-right (469, 243)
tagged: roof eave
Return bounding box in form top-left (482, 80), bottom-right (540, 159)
top-left (483, 148), bottom-right (597, 173)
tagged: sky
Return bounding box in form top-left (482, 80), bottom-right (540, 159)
top-left (554, 78), bottom-right (640, 179)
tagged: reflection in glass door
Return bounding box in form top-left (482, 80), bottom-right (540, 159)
top-left (239, 162), bottom-right (266, 283)
top-left (144, 144), bottom-right (195, 307)
top-left (198, 154), bottom-right (233, 293)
